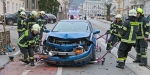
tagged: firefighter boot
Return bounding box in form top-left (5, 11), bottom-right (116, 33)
top-left (139, 58), bottom-right (147, 66)
top-left (106, 44), bottom-right (111, 50)
top-left (21, 60), bottom-right (30, 64)
top-left (30, 59), bottom-right (35, 66)
top-left (133, 55), bottom-right (141, 63)
top-left (116, 60), bottom-right (126, 63)
top-left (116, 62), bottom-right (125, 69)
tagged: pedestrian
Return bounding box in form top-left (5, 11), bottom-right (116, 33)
top-left (116, 9), bottom-right (139, 69)
top-left (17, 7), bottom-right (26, 18)
top-left (84, 14), bottom-right (87, 20)
top-left (70, 15), bottom-right (74, 19)
top-left (106, 14), bottom-right (123, 50)
top-left (17, 11), bottom-right (27, 37)
top-left (37, 11), bottom-right (47, 44)
top-left (18, 24), bottom-right (41, 66)
top-left (25, 11), bottom-right (38, 31)
top-left (133, 8), bottom-right (150, 66)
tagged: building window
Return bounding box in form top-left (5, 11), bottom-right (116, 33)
top-left (32, 0), bottom-right (35, 9)
top-left (22, 2), bottom-right (24, 7)
top-left (7, 1), bottom-right (10, 13)
top-left (36, 1), bottom-right (38, 9)
top-left (26, 0), bottom-right (28, 8)
top-left (12, 2), bottom-right (14, 13)
top-left (16, 3), bottom-right (18, 11)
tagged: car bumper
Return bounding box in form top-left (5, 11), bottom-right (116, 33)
top-left (43, 44), bottom-right (94, 66)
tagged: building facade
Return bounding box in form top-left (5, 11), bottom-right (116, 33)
top-left (83, 0), bottom-right (106, 16)
top-left (116, 0), bottom-right (123, 15)
top-left (25, 0), bottom-right (39, 11)
top-left (119, 0), bottom-right (149, 20)
top-left (143, 0), bottom-right (150, 17)
top-left (0, 0), bottom-right (25, 15)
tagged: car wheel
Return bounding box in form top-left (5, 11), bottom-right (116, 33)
top-left (50, 20), bottom-right (54, 24)
top-left (6, 19), bottom-right (14, 25)
top-left (91, 47), bottom-right (96, 61)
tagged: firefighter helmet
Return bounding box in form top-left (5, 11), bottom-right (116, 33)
top-left (129, 9), bottom-right (137, 17)
top-left (137, 8), bottom-right (143, 15)
top-left (30, 11), bottom-right (38, 17)
top-left (31, 24), bottom-right (40, 32)
top-left (115, 14), bottom-right (122, 18)
top-left (40, 11), bottom-right (45, 14)
top-left (19, 7), bottom-right (25, 12)
top-left (20, 11), bottom-right (26, 16)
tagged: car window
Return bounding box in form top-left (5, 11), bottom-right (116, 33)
top-left (147, 15), bottom-right (150, 21)
top-left (52, 21), bottom-right (91, 33)
top-left (25, 12), bottom-right (30, 16)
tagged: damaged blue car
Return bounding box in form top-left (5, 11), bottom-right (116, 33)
top-left (41, 20), bottom-right (100, 66)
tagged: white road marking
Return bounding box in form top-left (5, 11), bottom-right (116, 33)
top-left (56, 67), bottom-right (63, 75)
top-left (21, 70), bottom-right (30, 75)
top-left (31, 61), bottom-right (44, 68)
top-left (13, 50), bottom-right (20, 55)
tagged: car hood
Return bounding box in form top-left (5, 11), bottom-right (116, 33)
top-left (47, 32), bottom-right (91, 39)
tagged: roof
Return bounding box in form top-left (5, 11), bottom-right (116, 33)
top-left (59, 20), bottom-right (89, 22)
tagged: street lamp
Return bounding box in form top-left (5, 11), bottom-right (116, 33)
top-left (52, 6), bottom-right (54, 14)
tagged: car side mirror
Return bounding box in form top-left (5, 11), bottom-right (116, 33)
top-left (93, 30), bottom-right (100, 34)
top-left (45, 29), bottom-right (50, 33)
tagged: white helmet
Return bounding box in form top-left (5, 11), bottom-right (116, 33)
top-left (129, 9), bottom-right (137, 17)
top-left (19, 7), bottom-right (25, 12)
top-left (115, 14), bottom-right (122, 18)
top-left (31, 24), bottom-right (40, 32)
top-left (30, 11), bottom-right (38, 17)
top-left (40, 11), bottom-right (45, 14)
top-left (20, 11), bottom-right (26, 16)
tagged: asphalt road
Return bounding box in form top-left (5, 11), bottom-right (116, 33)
top-left (0, 19), bottom-right (149, 75)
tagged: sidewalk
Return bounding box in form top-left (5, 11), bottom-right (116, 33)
top-left (0, 25), bottom-right (19, 69)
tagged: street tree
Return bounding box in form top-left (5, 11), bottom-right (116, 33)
top-left (38, 0), bottom-right (60, 15)
top-left (105, 3), bottom-right (112, 21)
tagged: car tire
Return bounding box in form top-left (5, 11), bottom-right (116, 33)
top-left (91, 47), bottom-right (96, 61)
top-left (6, 19), bottom-right (14, 25)
top-left (50, 20), bottom-right (54, 24)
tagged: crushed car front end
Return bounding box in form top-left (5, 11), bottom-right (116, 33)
top-left (42, 32), bottom-right (96, 66)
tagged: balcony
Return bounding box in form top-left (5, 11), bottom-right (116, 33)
top-left (136, 0), bottom-right (144, 5)
top-left (130, 0), bottom-right (136, 6)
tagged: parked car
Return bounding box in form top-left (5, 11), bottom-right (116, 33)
top-left (1, 11), bottom-right (31, 25)
top-left (46, 14), bottom-right (57, 24)
top-left (147, 15), bottom-right (150, 22)
top-left (40, 20), bottom-right (100, 66)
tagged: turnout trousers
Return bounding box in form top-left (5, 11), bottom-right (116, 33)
top-left (134, 39), bottom-right (148, 66)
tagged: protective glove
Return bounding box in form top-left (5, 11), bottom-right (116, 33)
top-left (105, 30), bottom-right (110, 34)
top-left (45, 29), bottom-right (50, 33)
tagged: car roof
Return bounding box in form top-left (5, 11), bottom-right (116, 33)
top-left (59, 20), bottom-right (89, 22)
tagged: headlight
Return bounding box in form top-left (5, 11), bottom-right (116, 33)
top-left (75, 46), bottom-right (84, 54)
top-left (39, 55), bottom-right (49, 59)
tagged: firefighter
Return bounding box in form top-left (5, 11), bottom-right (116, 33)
top-left (25, 11), bottom-right (38, 31)
top-left (17, 11), bottom-right (26, 37)
top-left (18, 24), bottom-right (40, 66)
top-left (133, 8), bottom-right (150, 66)
top-left (106, 14), bottom-right (123, 50)
top-left (116, 9), bottom-right (139, 69)
top-left (17, 7), bottom-right (26, 18)
top-left (37, 11), bottom-right (47, 43)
